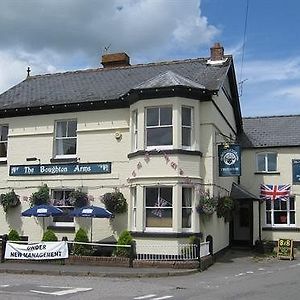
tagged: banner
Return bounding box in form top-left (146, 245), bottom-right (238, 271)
top-left (5, 241), bottom-right (69, 260)
top-left (218, 144), bottom-right (241, 177)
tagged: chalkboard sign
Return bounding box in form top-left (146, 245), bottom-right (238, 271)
top-left (277, 238), bottom-right (294, 260)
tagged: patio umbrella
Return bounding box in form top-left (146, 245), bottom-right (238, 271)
top-left (70, 206), bottom-right (112, 242)
top-left (22, 204), bottom-right (63, 232)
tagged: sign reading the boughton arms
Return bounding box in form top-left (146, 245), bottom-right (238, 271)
top-left (292, 160), bottom-right (300, 184)
top-left (9, 162), bottom-right (111, 176)
top-left (218, 144), bottom-right (241, 177)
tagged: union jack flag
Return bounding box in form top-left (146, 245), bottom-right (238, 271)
top-left (260, 184), bottom-right (291, 201)
top-left (152, 197), bottom-right (168, 218)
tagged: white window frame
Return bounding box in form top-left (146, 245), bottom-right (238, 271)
top-left (131, 187), bottom-right (137, 231)
top-left (256, 152), bottom-right (277, 173)
top-left (181, 106), bottom-right (193, 149)
top-left (52, 189), bottom-right (75, 228)
top-left (132, 110), bottom-right (138, 151)
top-left (182, 187), bottom-right (193, 231)
top-left (145, 106), bottom-right (173, 150)
top-left (265, 197), bottom-right (296, 227)
top-left (144, 186), bottom-right (173, 232)
top-left (0, 124), bottom-right (8, 161)
top-left (54, 119), bottom-right (77, 159)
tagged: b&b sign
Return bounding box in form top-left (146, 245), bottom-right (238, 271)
top-left (277, 238), bottom-right (294, 260)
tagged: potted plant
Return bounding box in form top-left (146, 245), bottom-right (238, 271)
top-left (68, 189), bottom-right (89, 208)
top-left (101, 191), bottom-right (127, 214)
top-left (0, 190), bottom-right (21, 212)
top-left (30, 184), bottom-right (50, 206)
top-left (216, 196), bottom-right (234, 222)
top-left (196, 190), bottom-right (217, 216)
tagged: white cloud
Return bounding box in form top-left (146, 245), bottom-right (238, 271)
top-left (243, 57), bottom-right (300, 83)
top-left (0, 0), bottom-right (219, 93)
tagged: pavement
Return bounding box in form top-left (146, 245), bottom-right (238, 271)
top-left (0, 260), bottom-right (199, 278)
top-left (0, 248), bottom-right (294, 278)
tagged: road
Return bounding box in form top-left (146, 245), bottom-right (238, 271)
top-left (0, 251), bottom-right (299, 299)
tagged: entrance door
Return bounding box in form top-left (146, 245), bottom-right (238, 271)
top-left (231, 200), bottom-right (253, 246)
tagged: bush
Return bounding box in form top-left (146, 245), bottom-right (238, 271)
top-left (114, 230), bottom-right (133, 257)
top-left (73, 228), bottom-right (90, 256)
top-left (101, 191), bottom-right (127, 214)
top-left (30, 184), bottom-right (50, 206)
top-left (68, 190), bottom-right (89, 208)
top-left (8, 229), bottom-right (20, 241)
top-left (0, 190), bottom-right (21, 212)
top-left (42, 229), bottom-right (58, 241)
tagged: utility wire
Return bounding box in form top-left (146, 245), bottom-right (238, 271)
top-left (239, 0), bottom-right (250, 97)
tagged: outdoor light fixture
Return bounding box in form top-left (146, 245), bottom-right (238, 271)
top-left (26, 157), bottom-right (41, 163)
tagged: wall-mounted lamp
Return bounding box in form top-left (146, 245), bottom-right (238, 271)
top-left (26, 157), bottom-right (41, 164)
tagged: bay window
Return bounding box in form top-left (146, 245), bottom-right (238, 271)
top-left (145, 187), bottom-right (173, 228)
top-left (146, 107), bottom-right (172, 148)
top-left (54, 120), bottom-right (77, 157)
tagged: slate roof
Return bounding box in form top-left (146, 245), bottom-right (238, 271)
top-left (239, 115), bottom-right (300, 148)
top-left (0, 56), bottom-right (232, 111)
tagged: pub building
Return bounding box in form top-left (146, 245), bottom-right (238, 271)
top-left (0, 43), bottom-right (299, 256)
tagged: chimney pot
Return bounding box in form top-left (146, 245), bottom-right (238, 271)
top-left (101, 52), bottom-right (130, 68)
top-left (210, 42), bottom-right (224, 61)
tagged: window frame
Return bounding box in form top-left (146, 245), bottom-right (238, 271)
top-left (182, 187), bottom-right (193, 231)
top-left (51, 189), bottom-right (75, 228)
top-left (132, 110), bottom-right (138, 151)
top-left (54, 119), bottom-right (77, 159)
top-left (181, 106), bottom-right (193, 149)
top-left (0, 124), bottom-right (8, 161)
top-left (145, 106), bottom-right (173, 150)
top-left (256, 152), bottom-right (278, 173)
top-left (265, 197), bottom-right (296, 227)
top-left (131, 187), bottom-right (137, 231)
top-left (144, 186), bottom-right (173, 232)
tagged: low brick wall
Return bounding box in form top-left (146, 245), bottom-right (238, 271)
top-left (133, 260), bottom-right (199, 269)
top-left (66, 255), bottom-right (130, 267)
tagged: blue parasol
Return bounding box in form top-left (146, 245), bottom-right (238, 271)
top-left (70, 206), bottom-right (112, 241)
top-left (22, 204), bottom-right (63, 232)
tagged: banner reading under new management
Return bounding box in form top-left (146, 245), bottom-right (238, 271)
top-left (5, 241), bottom-right (69, 260)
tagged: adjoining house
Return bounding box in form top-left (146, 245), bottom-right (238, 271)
top-left (0, 43), bottom-right (297, 256)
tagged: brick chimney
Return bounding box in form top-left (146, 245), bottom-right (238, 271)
top-left (210, 42), bottom-right (224, 61)
top-left (101, 52), bottom-right (130, 68)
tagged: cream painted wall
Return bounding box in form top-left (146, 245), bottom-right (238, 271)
top-left (241, 147), bottom-right (300, 242)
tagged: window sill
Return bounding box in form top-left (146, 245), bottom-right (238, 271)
top-left (130, 231), bottom-right (202, 238)
top-left (50, 157), bottom-right (79, 163)
top-left (262, 227), bottom-right (299, 232)
top-left (0, 159), bottom-right (7, 165)
top-left (254, 171), bottom-right (280, 175)
top-left (47, 225), bottom-right (75, 232)
top-left (128, 149), bottom-right (203, 159)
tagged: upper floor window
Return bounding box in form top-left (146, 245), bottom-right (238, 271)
top-left (54, 120), bottom-right (77, 157)
top-left (265, 197), bottom-right (295, 226)
top-left (52, 189), bottom-right (74, 227)
top-left (182, 107), bottom-right (192, 148)
top-left (256, 152), bottom-right (277, 172)
top-left (0, 125), bottom-right (8, 159)
top-left (146, 107), bottom-right (172, 148)
top-left (145, 186), bottom-right (173, 229)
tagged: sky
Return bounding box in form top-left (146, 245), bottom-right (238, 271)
top-left (0, 0), bottom-right (299, 117)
